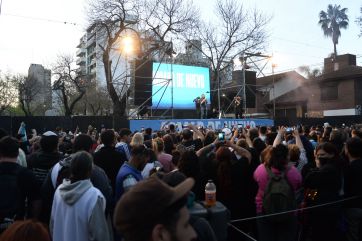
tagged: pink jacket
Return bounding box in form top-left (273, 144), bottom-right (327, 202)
top-left (253, 163), bottom-right (302, 214)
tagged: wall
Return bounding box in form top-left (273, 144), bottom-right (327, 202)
top-left (0, 116), bottom-right (129, 136)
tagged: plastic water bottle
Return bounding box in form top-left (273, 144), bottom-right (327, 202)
top-left (205, 180), bottom-right (216, 207)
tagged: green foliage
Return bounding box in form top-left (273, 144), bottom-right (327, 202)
top-left (357, 6), bottom-right (362, 37)
top-left (318, 4), bottom-right (349, 56)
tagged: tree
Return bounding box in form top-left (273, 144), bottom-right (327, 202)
top-left (52, 54), bottom-right (87, 117)
top-left (186, 0), bottom-right (269, 111)
top-left (298, 65), bottom-right (322, 79)
top-left (357, 6), bottom-right (362, 37)
top-left (13, 74), bottom-right (42, 116)
top-left (75, 80), bottom-right (112, 115)
top-left (319, 4), bottom-right (349, 57)
top-left (0, 71), bottom-right (18, 116)
top-left (86, 0), bottom-right (199, 120)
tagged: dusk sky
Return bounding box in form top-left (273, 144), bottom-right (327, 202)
top-left (0, 0), bottom-right (361, 75)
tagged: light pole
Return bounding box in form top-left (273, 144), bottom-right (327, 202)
top-left (217, 72), bottom-right (221, 119)
top-left (241, 53), bottom-right (247, 118)
top-left (121, 36), bottom-right (135, 119)
top-left (271, 61), bottom-right (277, 119)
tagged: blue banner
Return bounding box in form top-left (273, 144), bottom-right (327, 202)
top-left (129, 119), bottom-right (274, 132)
top-left (152, 63), bottom-right (211, 109)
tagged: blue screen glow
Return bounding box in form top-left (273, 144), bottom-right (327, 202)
top-left (152, 63), bottom-right (211, 109)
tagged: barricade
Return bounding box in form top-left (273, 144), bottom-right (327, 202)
top-left (189, 201), bottom-right (230, 241)
top-left (227, 196), bottom-right (360, 241)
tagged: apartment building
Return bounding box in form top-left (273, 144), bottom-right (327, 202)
top-left (27, 64), bottom-right (52, 115)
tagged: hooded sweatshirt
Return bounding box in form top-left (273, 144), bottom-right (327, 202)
top-left (50, 179), bottom-right (110, 241)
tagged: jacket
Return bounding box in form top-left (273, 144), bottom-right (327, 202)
top-left (115, 162), bottom-right (143, 201)
top-left (50, 179), bottom-right (110, 241)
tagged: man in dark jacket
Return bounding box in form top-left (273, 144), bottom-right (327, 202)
top-left (344, 137), bottom-right (362, 241)
top-left (0, 136), bottom-right (41, 233)
top-left (41, 134), bottom-right (112, 223)
top-left (94, 130), bottom-right (125, 192)
top-left (27, 131), bottom-right (62, 185)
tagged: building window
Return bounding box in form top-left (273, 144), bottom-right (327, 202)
top-left (320, 83), bottom-right (338, 101)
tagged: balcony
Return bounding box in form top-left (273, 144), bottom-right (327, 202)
top-left (76, 48), bottom-right (86, 57)
top-left (89, 58), bottom-right (96, 68)
top-left (87, 49), bottom-right (96, 58)
top-left (76, 57), bottom-right (86, 65)
top-left (76, 67), bottom-right (86, 75)
top-left (87, 34), bottom-right (96, 47)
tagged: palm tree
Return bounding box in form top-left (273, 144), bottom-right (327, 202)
top-left (319, 4), bottom-right (349, 57)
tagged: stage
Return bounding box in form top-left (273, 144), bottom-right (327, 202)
top-left (129, 118), bottom-right (274, 132)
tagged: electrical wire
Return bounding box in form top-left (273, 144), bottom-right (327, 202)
top-left (2, 13), bottom-right (78, 26)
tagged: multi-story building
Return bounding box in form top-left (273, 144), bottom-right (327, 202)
top-left (175, 40), bottom-right (209, 67)
top-left (252, 54), bottom-right (362, 125)
top-left (76, 24), bottom-right (121, 88)
top-left (27, 64), bottom-right (52, 115)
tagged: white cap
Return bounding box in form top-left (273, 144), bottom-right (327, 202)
top-left (42, 131), bottom-right (57, 137)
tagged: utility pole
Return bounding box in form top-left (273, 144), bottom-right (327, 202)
top-left (272, 61), bottom-right (277, 119)
top-left (241, 53), bottom-right (247, 117)
top-left (218, 72), bottom-right (221, 119)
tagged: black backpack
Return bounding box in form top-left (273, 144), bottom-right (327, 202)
top-left (0, 167), bottom-right (21, 233)
top-left (262, 165), bottom-right (296, 222)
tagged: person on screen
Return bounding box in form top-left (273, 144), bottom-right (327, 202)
top-left (200, 94), bottom-right (207, 119)
top-left (193, 96), bottom-right (201, 119)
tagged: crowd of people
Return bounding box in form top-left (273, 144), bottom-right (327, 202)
top-left (0, 122), bottom-right (361, 241)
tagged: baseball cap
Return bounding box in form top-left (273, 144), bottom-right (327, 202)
top-left (113, 176), bottom-right (194, 236)
top-left (42, 131), bottom-right (58, 137)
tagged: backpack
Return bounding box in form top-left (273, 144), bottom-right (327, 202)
top-left (262, 165), bottom-right (296, 222)
top-left (0, 167), bottom-right (21, 233)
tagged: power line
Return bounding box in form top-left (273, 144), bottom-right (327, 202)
top-left (273, 36), bottom-right (331, 51)
top-left (2, 13), bottom-right (78, 26)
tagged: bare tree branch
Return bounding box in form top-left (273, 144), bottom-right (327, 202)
top-left (52, 54), bottom-right (86, 116)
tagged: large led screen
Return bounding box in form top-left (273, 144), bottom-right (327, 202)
top-left (152, 63), bottom-right (211, 109)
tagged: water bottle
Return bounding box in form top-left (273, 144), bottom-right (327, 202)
top-left (205, 180), bottom-right (216, 207)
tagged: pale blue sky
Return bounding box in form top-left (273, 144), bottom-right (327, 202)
top-left (0, 0), bottom-right (361, 74)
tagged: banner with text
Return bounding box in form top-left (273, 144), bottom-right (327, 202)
top-left (130, 119), bottom-right (274, 132)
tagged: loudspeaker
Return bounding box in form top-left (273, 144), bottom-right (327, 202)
top-left (231, 70), bottom-right (256, 108)
top-left (134, 60), bottom-right (153, 106)
top-left (245, 71), bottom-right (256, 108)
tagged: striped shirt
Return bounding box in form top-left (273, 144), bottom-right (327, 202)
top-left (116, 142), bottom-right (131, 161)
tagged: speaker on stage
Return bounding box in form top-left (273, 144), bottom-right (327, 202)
top-left (231, 70), bottom-right (256, 108)
top-left (134, 60), bottom-right (153, 106)
top-left (245, 71), bottom-right (256, 108)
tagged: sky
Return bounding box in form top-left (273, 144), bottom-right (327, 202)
top-left (0, 0), bottom-right (361, 75)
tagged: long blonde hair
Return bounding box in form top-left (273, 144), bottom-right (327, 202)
top-left (130, 132), bottom-right (144, 147)
top-left (152, 137), bottom-right (164, 155)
